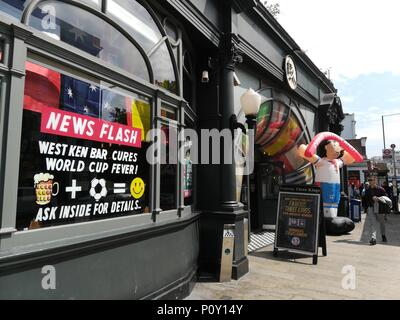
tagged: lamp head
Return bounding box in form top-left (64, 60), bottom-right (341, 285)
top-left (240, 88), bottom-right (261, 116)
top-left (201, 70), bottom-right (209, 83)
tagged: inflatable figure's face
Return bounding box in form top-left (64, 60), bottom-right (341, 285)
top-left (325, 140), bottom-right (344, 160)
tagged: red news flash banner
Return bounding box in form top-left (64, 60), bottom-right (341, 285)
top-left (40, 106), bottom-right (142, 148)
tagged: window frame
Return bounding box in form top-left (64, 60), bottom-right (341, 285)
top-left (158, 100), bottom-right (180, 213)
top-left (183, 110), bottom-right (197, 210)
top-left (22, 0), bottom-right (155, 84)
top-left (0, 63), bottom-right (10, 235)
top-left (0, 2), bottom-right (194, 253)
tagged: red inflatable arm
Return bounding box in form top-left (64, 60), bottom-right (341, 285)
top-left (304, 132), bottom-right (364, 162)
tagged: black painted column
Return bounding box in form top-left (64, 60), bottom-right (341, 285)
top-left (219, 33), bottom-right (242, 211)
top-left (197, 1), bottom-right (252, 282)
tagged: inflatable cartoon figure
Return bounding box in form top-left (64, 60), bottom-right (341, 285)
top-left (297, 132), bottom-right (363, 234)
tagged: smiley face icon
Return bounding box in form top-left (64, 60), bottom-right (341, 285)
top-left (130, 177), bottom-right (145, 199)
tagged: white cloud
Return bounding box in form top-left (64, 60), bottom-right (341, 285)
top-left (388, 96), bottom-right (400, 102)
top-left (274, 1), bottom-right (400, 158)
top-left (341, 96), bottom-right (355, 103)
top-left (276, 0), bottom-right (400, 80)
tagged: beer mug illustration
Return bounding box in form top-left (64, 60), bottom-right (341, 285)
top-left (34, 173), bottom-right (59, 205)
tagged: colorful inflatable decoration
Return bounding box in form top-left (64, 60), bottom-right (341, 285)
top-left (305, 132), bottom-right (364, 162)
top-left (298, 134), bottom-right (363, 235)
top-left (325, 217), bottom-right (355, 235)
top-left (255, 98), bottom-right (313, 185)
top-left (254, 96), bottom-right (361, 235)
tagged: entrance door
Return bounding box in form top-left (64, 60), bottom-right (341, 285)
top-left (256, 163), bottom-right (283, 230)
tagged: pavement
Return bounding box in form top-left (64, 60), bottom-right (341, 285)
top-left (187, 212), bottom-right (400, 300)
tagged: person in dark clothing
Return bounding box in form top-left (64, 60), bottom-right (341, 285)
top-left (350, 183), bottom-right (356, 198)
top-left (382, 181), bottom-right (394, 209)
top-left (365, 177), bottom-right (388, 245)
top-left (361, 182), bottom-right (369, 213)
top-left (382, 180), bottom-right (393, 197)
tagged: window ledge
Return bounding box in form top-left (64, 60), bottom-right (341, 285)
top-left (0, 211), bottom-right (200, 268)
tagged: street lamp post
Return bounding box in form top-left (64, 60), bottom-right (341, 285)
top-left (240, 89), bottom-right (261, 241)
top-left (381, 113), bottom-right (400, 212)
top-left (382, 116), bottom-right (386, 150)
top-left (382, 113), bottom-right (400, 150)
top-left (391, 144), bottom-right (399, 213)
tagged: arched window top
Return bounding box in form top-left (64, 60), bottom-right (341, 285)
top-left (14, 0), bottom-right (179, 94)
top-left (106, 0), bottom-right (178, 93)
top-left (107, 0), bottom-right (162, 53)
top-left (0, 0), bottom-right (28, 21)
top-left (80, 0), bottom-right (101, 9)
top-left (164, 17), bottom-right (179, 43)
top-left (1, 0), bottom-right (180, 95)
top-left (27, 1), bottom-right (151, 82)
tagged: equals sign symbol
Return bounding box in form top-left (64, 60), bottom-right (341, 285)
top-left (114, 183), bottom-right (126, 194)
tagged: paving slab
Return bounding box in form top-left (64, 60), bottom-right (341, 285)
top-left (187, 213), bottom-right (400, 300)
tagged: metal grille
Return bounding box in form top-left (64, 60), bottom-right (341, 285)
top-left (248, 231), bottom-right (275, 253)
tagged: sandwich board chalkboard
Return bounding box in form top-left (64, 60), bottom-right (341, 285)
top-left (273, 185), bottom-right (325, 265)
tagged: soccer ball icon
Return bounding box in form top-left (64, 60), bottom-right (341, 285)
top-left (90, 178), bottom-right (107, 201)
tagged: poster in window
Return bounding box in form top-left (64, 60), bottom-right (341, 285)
top-left (184, 157), bottom-right (192, 198)
top-left (16, 62), bottom-right (151, 230)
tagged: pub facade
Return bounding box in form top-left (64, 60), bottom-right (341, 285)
top-left (0, 0), bottom-right (344, 299)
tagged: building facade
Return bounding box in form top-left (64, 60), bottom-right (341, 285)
top-left (0, 0), bottom-right (343, 299)
top-left (341, 113), bottom-right (356, 140)
top-left (371, 152), bottom-right (400, 184)
top-left (346, 137), bottom-right (368, 191)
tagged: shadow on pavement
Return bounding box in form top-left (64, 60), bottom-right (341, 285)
top-left (334, 213), bottom-right (400, 247)
top-left (250, 249), bottom-right (318, 265)
top-left (333, 239), bottom-right (370, 246)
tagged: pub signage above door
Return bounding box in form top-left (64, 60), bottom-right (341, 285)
top-left (284, 55), bottom-right (298, 90)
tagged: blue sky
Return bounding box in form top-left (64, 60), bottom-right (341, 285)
top-left (275, 0), bottom-right (400, 158)
top-left (336, 73), bottom-right (400, 158)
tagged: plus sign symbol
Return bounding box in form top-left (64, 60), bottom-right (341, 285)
top-left (66, 179), bottom-right (82, 199)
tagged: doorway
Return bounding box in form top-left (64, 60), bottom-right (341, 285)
top-left (250, 162), bottom-right (284, 232)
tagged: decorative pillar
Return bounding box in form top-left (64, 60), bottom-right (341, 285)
top-left (197, 0), bottom-right (255, 282)
top-left (219, 33), bottom-right (243, 211)
top-left (197, 35), bottom-right (249, 281)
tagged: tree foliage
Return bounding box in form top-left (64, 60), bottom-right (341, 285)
top-left (261, 0), bottom-right (280, 18)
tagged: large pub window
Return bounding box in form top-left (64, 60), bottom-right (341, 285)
top-left (160, 103), bottom-right (178, 211)
top-left (0, 0), bottom-right (196, 242)
top-left (184, 114), bottom-right (195, 206)
top-left (17, 59), bottom-right (152, 230)
top-left (183, 50), bottom-right (195, 110)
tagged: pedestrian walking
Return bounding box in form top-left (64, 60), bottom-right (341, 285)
top-left (361, 182), bottom-right (369, 213)
top-left (364, 177), bottom-right (390, 245)
top-left (382, 181), bottom-right (394, 210)
top-left (359, 183), bottom-right (364, 197)
top-left (349, 183), bottom-right (355, 199)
